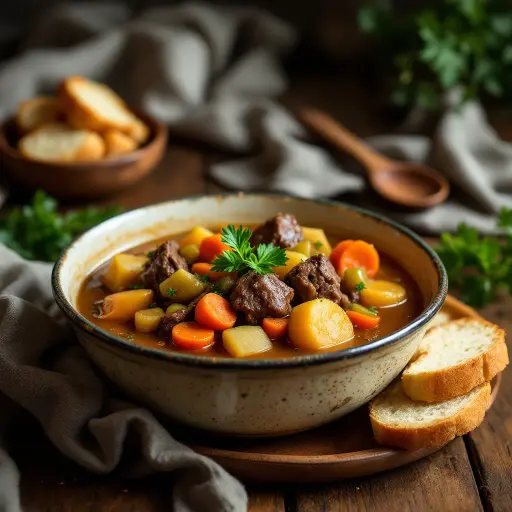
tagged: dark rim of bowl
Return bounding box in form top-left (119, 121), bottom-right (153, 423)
top-left (52, 193), bottom-right (448, 370)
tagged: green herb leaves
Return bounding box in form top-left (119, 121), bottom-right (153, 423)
top-left (355, 281), bottom-right (366, 292)
top-left (436, 207), bottom-right (512, 307)
top-left (358, 0), bottom-right (512, 109)
top-left (211, 225), bottom-right (288, 276)
top-left (0, 190), bottom-right (122, 261)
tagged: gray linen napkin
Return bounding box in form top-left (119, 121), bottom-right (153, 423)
top-left (0, 245), bottom-right (247, 512)
top-left (0, 2), bottom-right (510, 234)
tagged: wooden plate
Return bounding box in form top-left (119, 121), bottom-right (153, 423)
top-left (181, 295), bottom-right (502, 483)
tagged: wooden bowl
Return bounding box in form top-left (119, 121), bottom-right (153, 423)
top-left (0, 111), bottom-right (167, 199)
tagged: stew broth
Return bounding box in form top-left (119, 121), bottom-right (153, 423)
top-left (77, 228), bottom-right (423, 359)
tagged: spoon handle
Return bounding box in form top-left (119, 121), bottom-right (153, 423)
top-left (298, 108), bottom-right (391, 173)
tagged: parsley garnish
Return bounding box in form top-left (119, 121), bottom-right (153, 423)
top-left (195, 273), bottom-right (211, 284)
top-left (368, 306), bottom-right (378, 315)
top-left (146, 250), bottom-right (155, 258)
top-left (167, 288), bottom-right (176, 297)
top-left (123, 333), bottom-right (135, 342)
top-left (148, 302), bottom-right (158, 309)
top-left (0, 190), bottom-right (122, 261)
top-left (211, 225), bottom-right (288, 275)
top-left (436, 207), bottom-right (512, 307)
top-left (355, 281), bottom-right (366, 292)
top-left (314, 241), bottom-right (323, 249)
top-left (130, 283), bottom-right (144, 289)
top-left (212, 284), bottom-right (224, 296)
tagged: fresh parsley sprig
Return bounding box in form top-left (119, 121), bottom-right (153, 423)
top-left (0, 190), bottom-right (122, 261)
top-left (211, 225), bottom-right (288, 276)
top-left (436, 207), bottom-right (512, 307)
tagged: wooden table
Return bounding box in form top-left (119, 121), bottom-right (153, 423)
top-left (10, 72), bottom-right (512, 511)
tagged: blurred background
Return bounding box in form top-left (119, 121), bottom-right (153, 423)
top-left (1, 0), bottom-right (512, 239)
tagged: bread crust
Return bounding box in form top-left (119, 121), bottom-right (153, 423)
top-left (59, 76), bottom-right (149, 143)
top-left (19, 129), bottom-right (105, 162)
top-left (16, 96), bottom-right (62, 133)
top-left (370, 382), bottom-right (491, 450)
top-left (402, 319), bottom-right (508, 402)
top-left (103, 130), bottom-right (138, 157)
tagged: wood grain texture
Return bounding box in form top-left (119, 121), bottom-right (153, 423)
top-left (248, 489), bottom-right (285, 511)
top-left (295, 439), bottom-right (483, 512)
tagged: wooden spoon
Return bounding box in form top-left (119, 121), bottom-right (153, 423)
top-left (298, 108), bottom-right (450, 209)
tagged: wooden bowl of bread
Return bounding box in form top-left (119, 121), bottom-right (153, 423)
top-left (0, 76), bottom-right (167, 199)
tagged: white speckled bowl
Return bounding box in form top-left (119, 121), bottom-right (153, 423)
top-left (52, 194), bottom-right (447, 436)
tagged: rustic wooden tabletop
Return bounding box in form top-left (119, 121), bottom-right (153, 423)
top-left (9, 72), bottom-right (512, 511)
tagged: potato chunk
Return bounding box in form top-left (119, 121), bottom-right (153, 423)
top-left (302, 227), bottom-right (332, 257)
top-left (135, 308), bottom-right (164, 333)
top-left (288, 298), bottom-right (354, 351)
top-left (179, 226), bottom-right (214, 248)
top-left (291, 240), bottom-right (312, 257)
top-left (159, 269), bottom-right (205, 302)
top-left (100, 289), bottom-right (154, 322)
top-left (360, 280), bottom-right (406, 307)
top-left (273, 250), bottom-right (307, 279)
top-left (222, 326), bottom-right (272, 358)
top-left (101, 254), bottom-right (148, 292)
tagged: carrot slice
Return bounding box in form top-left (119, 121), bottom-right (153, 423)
top-left (338, 240), bottom-right (380, 278)
top-left (195, 293), bottom-right (237, 331)
top-left (262, 318), bottom-right (289, 339)
top-left (199, 234), bottom-right (231, 262)
top-left (172, 321), bottom-right (215, 350)
top-left (347, 311), bottom-right (381, 330)
top-left (330, 240), bottom-right (355, 273)
top-left (191, 262), bottom-right (233, 281)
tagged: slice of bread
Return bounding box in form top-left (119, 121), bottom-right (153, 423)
top-left (370, 380), bottom-right (491, 450)
top-left (60, 76), bottom-right (149, 143)
top-left (16, 97), bottom-right (62, 133)
top-left (19, 127), bottom-right (105, 162)
top-left (103, 130), bottom-right (138, 157)
top-left (402, 319), bottom-right (508, 402)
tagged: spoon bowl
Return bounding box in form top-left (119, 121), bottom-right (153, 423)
top-left (298, 108), bottom-right (450, 209)
top-left (368, 162), bottom-right (449, 209)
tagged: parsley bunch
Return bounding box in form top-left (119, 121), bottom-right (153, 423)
top-left (359, 0), bottom-right (512, 109)
top-left (436, 208), bottom-right (512, 307)
top-left (0, 190), bottom-right (122, 261)
top-left (211, 225), bottom-right (288, 276)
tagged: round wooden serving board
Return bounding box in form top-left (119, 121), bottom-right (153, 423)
top-left (181, 295), bottom-right (502, 483)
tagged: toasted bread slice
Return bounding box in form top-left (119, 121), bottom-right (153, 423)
top-left (370, 380), bottom-right (491, 450)
top-left (402, 319), bottom-right (508, 402)
top-left (16, 97), bottom-right (62, 133)
top-left (33, 122), bottom-right (70, 133)
top-left (103, 130), bottom-right (138, 157)
top-left (19, 127), bottom-right (105, 162)
top-left (60, 76), bottom-right (149, 143)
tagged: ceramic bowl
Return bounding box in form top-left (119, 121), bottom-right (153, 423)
top-left (52, 194), bottom-right (447, 436)
top-left (0, 110), bottom-right (167, 199)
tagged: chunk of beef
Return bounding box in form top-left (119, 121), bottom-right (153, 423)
top-left (140, 241), bottom-right (188, 292)
top-left (158, 285), bottom-right (212, 339)
top-left (158, 308), bottom-right (190, 339)
top-left (286, 254), bottom-right (345, 306)
top-left (250, 213), bottom-right (303, 249)
top-left (230, 271), bottom-right (294, 324)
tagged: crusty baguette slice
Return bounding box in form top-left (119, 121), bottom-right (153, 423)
top-left (19, 127), bottom-right (105, 162)
top-left (16, 96), bottom-right (62, 133)
top-left (103, 129), bottom-right (138, 157)
top-left (60, 76), bottom-right (149, 143)
top-left (402, 319), bottom-right (508, 402)
top-left (370, 380), bottom-right (491, 450)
